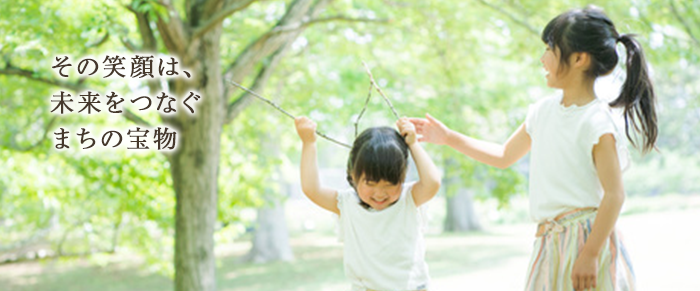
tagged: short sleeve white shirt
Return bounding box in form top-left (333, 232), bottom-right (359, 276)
top-left (336, 182), bottom-right (430, 291)
top-left (525, 96), bottom-right (630, 222)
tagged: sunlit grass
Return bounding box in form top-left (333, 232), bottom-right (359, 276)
top-left (1, 195), bottom-right (699, 291)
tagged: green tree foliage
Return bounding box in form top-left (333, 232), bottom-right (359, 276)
top-left (1, 0), bottom-right (697, 282)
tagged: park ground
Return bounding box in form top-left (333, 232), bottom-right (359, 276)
top-left (1, 195), bottom-right (699, 291)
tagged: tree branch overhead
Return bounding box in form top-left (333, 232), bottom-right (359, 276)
top-left (192, 0), bottom-right (258, 40)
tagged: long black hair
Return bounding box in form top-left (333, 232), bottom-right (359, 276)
top-left (346, 126), bottom-right (409, 188)
top-left (541, 6), bottom-right (658, 153)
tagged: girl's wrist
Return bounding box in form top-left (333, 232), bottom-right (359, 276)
top-left (405, 135), bottom-right (417, 146)
top-left (580, 244), bottom-right (601, 258)
top-left (444, 129), bottom-right (456, 145)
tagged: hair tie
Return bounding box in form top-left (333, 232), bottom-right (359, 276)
top-left (617, 34), bottom-right (626, 42)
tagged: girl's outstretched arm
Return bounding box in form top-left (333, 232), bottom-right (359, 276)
top-left (397, 118), bottom-right (441, 207)
top-left (409, 113), bottom-right (531, 169)
top-left (571, 133), bottom-right (625, 291)
top-left (295, 117), bottom-right (340, 215)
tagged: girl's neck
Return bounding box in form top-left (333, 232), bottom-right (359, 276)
top-left (560, 77), bottom-right (596, 107)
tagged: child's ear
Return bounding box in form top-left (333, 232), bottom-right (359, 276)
top-left (572, 52), bottom-right (591, 69)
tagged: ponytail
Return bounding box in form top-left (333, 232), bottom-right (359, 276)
top-left (609, 34), bottom-right (658, 153)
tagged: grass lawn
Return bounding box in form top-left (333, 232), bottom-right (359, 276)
top-left (1, 195), bottom-right (699, 291)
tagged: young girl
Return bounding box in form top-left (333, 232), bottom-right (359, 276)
top-left (410, 7), bottom-right (656, 291)
top-left (294, 116), bottom-right (441, 291)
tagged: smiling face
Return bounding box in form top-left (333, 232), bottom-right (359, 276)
top-left (354, 176), bottom-right (403, 210)
top-left (541, 7), bottom-right (622, 80)
top-left (541, 45), bottom-right (565, 88)
top-left (346, 127), bottom-right (409, 210)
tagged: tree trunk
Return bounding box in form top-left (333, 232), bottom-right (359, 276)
top-left (442, 158), bottom-right (482, 232)
top-left (244, 197), bottom-right (294, 263)
top-left (444, 188), bottom-right (482, 232)
top-left (167, 0), bottom-right (328, 289)
top-left (169, 22), bottom-right (224, 291)
top-left (0, 1), bottom-right (336, 290)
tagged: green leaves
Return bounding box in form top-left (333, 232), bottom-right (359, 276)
top-left (131, 0), bottom-right (170, 22)
top-left (1, 0), bottom-right (698, 274)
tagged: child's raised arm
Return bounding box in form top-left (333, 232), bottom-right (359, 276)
top-left (397, 117), bottom-right (441, 207)
top-left (295, 117), bottom-right (339, 215)
top-left (409, 113), bottom-right (531, 169)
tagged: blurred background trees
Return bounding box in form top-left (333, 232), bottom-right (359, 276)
top-left (1, 0), bottom-right (698, 290)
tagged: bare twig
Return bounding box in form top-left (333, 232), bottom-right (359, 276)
top-left (362, 61), bottom-right (400, 119)
top-left (354, 82), bottom-right (373, 138)
top-left (227, 81), bottom-right (295, 119)
top-left (227, 80), bottom-right (352, 149)
top-left (226, 44), bottom-right (290, 124)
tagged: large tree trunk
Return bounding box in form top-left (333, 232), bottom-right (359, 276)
top-left (442, 158), bottom-right (482, 232)
top-left (166, 0), bottom-right (328, 289)
top-left (169, 20), bottom-right (224, 291)
top-left (0, 1), bottom-right (335, 290)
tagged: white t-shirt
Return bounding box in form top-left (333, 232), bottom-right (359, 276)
top-left (336, 182), bottom-right (430, 291)
top-left (525, 96), bottom-right (630, 222)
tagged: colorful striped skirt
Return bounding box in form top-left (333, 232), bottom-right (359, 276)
top-left (525, 208), bottom-right (636, 291)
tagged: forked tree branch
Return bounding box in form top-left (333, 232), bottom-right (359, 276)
top-left (227, 80), bottom-right (352, 149)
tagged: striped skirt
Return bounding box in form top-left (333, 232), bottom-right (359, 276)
top-left (525, 208), bottom-right (636, 291)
